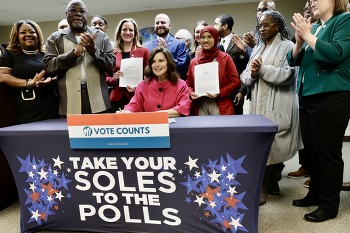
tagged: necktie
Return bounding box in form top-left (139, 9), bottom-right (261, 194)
top-left (221, 39), bottom-right (226, 51)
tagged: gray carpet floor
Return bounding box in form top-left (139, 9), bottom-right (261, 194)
top-left (1, 143), bottom-right (350, 233)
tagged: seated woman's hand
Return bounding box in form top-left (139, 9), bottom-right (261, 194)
top-left (115, 109), bottom-right (132, 114)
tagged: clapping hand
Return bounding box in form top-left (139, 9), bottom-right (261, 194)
top-left (243, 31), bottom-right (256, 48)
top-left (232, 34), bottom-right (247, 55)
top-left (80, 32), bottom-right (97, 55)
top-left (157, 36), bottom-right (167, 48)
top-left (251, 56), bottom-right (262, 79)
top-left (291, 13), bottom-right (312, 44)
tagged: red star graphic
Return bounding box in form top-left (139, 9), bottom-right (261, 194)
top-left (30, 191), bottom-right (40, 203)
top-left (223, 219), bottom-right (232, 230)
top-left (199, 186), bottom-right (221, 202)
top-left (53, 205), bottom-right (59, 211)
top-left (204, 211), bottom-right (211, 218)
top-left (40, 211), bottom-right (47, 221)
top-left (225, 195), bottom-right (240, 208)
top-left (41, 183), bottom-right (59, 196)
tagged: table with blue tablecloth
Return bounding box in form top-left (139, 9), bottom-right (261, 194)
top-left (0, 115), bottom-right (277, 233)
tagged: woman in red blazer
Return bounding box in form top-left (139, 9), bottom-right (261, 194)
top-left (106, 18), bottom-right (149, 112)
top-left (186, 26), bottom-right (240, 115)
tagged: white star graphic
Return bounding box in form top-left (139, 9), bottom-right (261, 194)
top-left (194, 171), bottom-right (201, 178)
top-left (53, 155), bottom-right (64, 169)
top-left (47, 195), bottom-right (53, 202)
top-left (221, 165), bottom-right (227, 171)
top-left (53, 170), bottom-right (59, 176)
top-left (194, 195), bottom-right (205, 207)
top-left (29, 183), bottom-right (36, 192)
top-left (228, 186), bottom-right (238, 196)
top-left (28, 171), bottom-right (34, 178)
top-left (67, 168), bottom-right (71, 173)
top-left (32, 164), bottom-right (37, 170)
top-left (209, 201), bottom-right (217, 208)
top-left (178, 169), bottom-right (183, 174)
top-left (31, 209), bottom-right (41, 221)
top-left (55, 191), bottom-right (65, 201)
top-left (184, 156), bottom-right (199, 171)
top-left (226, 172), bottom-right (234, 181)
top-left (208, 170), bottom-right (221, 183)
top-left (230, 216), bottom-right (243, 230)
top-left (37, 168), bottom-right (48, 180)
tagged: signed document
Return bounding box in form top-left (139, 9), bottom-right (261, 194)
top-left (119, 57), bottom-right (143, 87)
top-left (194, 61), bottom-right (220, 96)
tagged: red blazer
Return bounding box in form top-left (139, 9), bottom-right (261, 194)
top-left (106, 47), bottom-right (149, 102)
top-left (186, 50), bottom-right (240, 115)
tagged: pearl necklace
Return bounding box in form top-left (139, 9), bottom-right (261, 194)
top-left (22, 49), bottom-right (39, 55)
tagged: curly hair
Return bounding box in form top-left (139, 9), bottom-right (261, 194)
top-left (256, 10), bottom-right (290, 43)
top-left (144, 47), bottom-right (179, 85)
top-left (7, 19), bottom-right (45, 55)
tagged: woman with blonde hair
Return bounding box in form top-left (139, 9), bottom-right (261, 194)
top-left (106, 18), bottom-right (149, 112)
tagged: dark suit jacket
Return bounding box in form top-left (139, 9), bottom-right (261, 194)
top-left (144, 34), bottom-right (188, 79)
top-left (221, 34), bottom-right (251, 96)
top-left (225, 34), bottom-right (251, 75)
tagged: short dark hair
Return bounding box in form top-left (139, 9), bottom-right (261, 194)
top-left (216, 14), bottom-right (234, 31)
top-left (92, 15), bottom-right (108, 25)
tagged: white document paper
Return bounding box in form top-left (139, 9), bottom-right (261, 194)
top-left (194, 61), bottom-right (220, 96)
top-left (119, 57), bottom-right (143, 87)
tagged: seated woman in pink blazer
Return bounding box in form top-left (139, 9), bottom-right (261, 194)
top-left (120, 47), bottom-right (191, 118)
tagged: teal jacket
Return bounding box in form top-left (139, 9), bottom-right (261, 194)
top-left (287, 12), bottom-right (350, 96)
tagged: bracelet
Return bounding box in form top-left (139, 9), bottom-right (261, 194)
top-left (26, 79), bottom-right (32, 89)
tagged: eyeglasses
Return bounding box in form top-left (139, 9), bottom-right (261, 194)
top-left (67, 8), bottom-right (87, 15)
top-left (176, 37), bottom-right (186, 41)
top-left (255, 7), bottom-right (269, 13)
top-left (256, 23), bottom-right (277, 30)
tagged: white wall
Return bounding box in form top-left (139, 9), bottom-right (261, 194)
top-left (0, 1), bottom-right (306, 44)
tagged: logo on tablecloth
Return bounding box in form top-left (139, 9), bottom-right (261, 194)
top-left (83, 126), bottom-right (93, 137)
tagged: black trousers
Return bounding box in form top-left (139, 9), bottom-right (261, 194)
top-left (81, 84), bottom-right (92, 114)
top-left (300, 91), bottom-right (350, 214)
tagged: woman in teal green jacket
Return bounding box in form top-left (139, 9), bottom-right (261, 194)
top-left (287, 0), bottom-right (350, 223)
